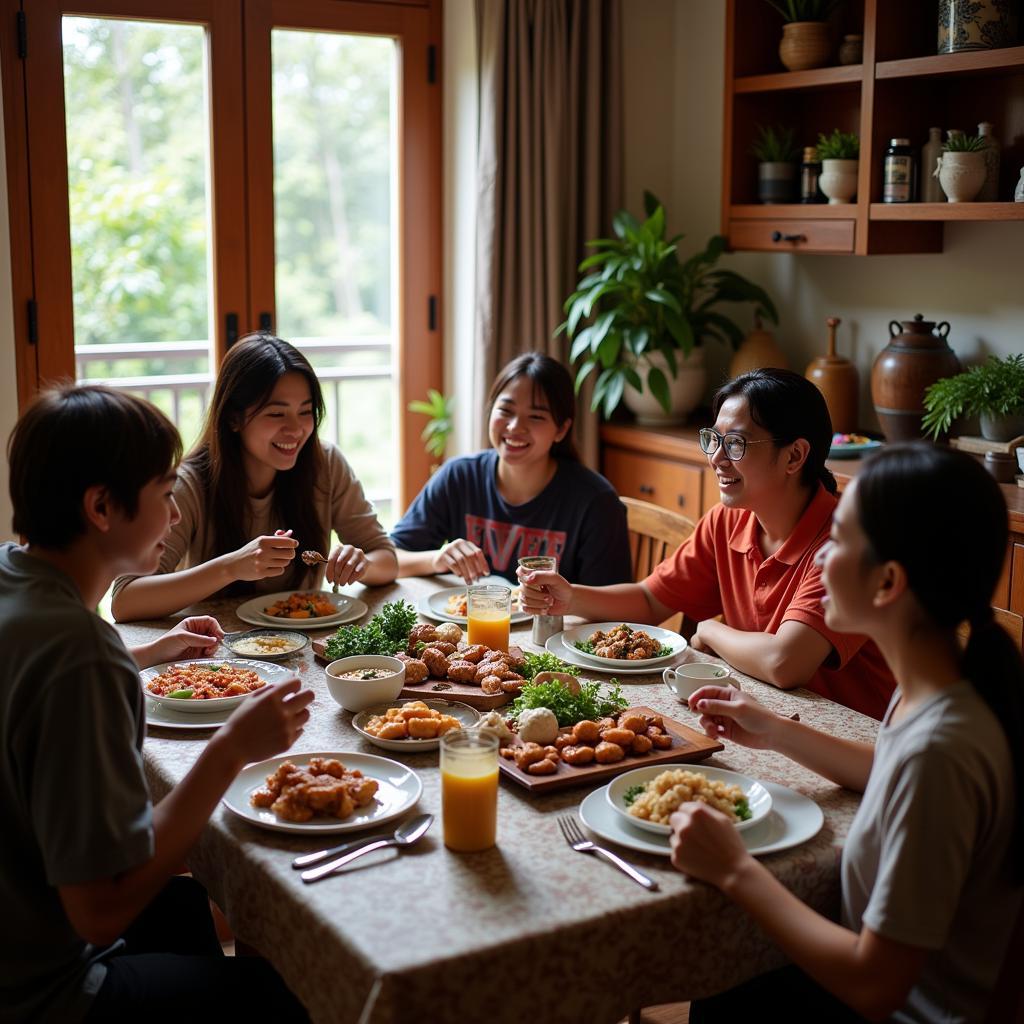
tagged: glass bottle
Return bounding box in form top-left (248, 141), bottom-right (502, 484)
top-left (977, 122), bottom-right (1001, 202)
top-left (799, 146), bottom-right (824, 204)
top-left (920, 127), bottom-right (944, 203)
top-left (883, 138), bottom-right (916, 203)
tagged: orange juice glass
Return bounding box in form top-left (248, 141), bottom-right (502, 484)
top-left (466, 584), bottom-right (511, 652)
top-left (440, 729), bottom-right (499, 851)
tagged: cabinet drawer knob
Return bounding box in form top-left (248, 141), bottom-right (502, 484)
top-left (771, 230), bottom-right (806, 244)
top-left (677, 495), bottom-right (686, 508)
top-left (638, 484), bottom-right (654, 496)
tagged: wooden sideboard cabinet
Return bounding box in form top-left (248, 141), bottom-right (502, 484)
top-left (600, 421), bottom-right (1024, 624)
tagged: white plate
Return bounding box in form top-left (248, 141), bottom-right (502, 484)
top-left (545, 632), bottom-right (689, 676)
top-left (420, 578), bottom-right (531, 625)
top-left (579, 780), bottom-right (824, 858)
top-left (606, 764), bottom-right (772, 836)
top-left (222, 628), bottom-right (310, 661)
top-left (561, 622), bottom-right (687, 669)
top-left (351, 699), bottom-right (481, 752)
top-left (235, 591), bottom-right (369, 630)
top-left (145, 697), bottom-right (236, 732)
top-left (140, 659), bottom-right (290, 713)
top-left (223, 750), bottom-right (423, 835)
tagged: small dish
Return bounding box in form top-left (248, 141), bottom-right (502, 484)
top-left (421, 581), bottom-right (531, 625)
top-left (828, 438), bottom-right (882, 460)
top-left (140, 659), bottom-right (289, 714)
top-left (325, 656), bottom-right (406, 712)
top-left (605, 764), bottom-right (772, 836)
top-left (222, 628), bottom-right (309, 661)
top-left (352, 699), bottom-right (480, 752)
top-left (561, 622), bottom-right (687, 669)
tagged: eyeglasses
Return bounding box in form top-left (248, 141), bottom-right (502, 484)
top-left (698, 427), bottom-right (780, 462)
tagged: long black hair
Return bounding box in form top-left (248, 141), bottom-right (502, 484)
top-left (186, 334), bottom-right (327, 593)
top-left (487, 352), bottom-right (580, 461)
top-left (856, 443), bottom-right (1024, 879)
top-left (713, 368), bottom-right (837, 495)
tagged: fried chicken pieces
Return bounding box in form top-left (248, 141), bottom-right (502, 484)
top-left (250, 757), bottom-right (378, 823)
top-left (589, 624), bottom-right (661, 660)
top-left (397, 626), bottom-right (526, 695)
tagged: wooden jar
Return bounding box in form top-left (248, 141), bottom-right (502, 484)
top-left (871, 314), bottom-right (960, 441)
top-left (806, 317), bottom-right (859, 434)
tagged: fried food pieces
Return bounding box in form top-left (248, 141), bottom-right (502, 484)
top-left (250, 757), bottom-right (378, 823)
top-left (363, 701), bottom-right (462, 741)
top-left (588, 624), bottom-right (661, 660)
top-left (402, 627), bottom-right (526, 695)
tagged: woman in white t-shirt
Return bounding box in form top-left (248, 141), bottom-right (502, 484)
top-left (112, 334), bottom-right (397, 621)
top-left (672, 444), bottom-right (1023, 1024)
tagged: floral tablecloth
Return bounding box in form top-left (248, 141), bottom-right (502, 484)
top-left (118, 577), bottom-right (878, 1024)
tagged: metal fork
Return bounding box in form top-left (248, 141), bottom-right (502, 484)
top-left (556, 815), bottom-right (659, 891)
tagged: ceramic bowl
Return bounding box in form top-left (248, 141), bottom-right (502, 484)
top-left (325, 656), bottom-right (405, 713)
top-left (662, 662), bottom-right (738, 703)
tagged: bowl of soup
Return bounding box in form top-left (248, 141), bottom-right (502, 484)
top-left (325, 656), bottom-right (406, 712)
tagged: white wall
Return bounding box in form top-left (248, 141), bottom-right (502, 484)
top-left (622, 2), bottom-right (1024, 429)
top-left (0, 60), bottom-right (18, 542)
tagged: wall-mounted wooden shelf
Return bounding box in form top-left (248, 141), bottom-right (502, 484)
top-left (870, 202), bottom-right (1024, 221)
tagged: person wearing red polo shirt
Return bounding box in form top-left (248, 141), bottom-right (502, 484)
top-left (518, 368), bottom-right (896, 720)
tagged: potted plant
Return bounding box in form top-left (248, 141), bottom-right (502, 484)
top-left (562, 192), bottom-right (778, 425)
top-left (408, 389), bottom-right (454, 470)
top-left (935, 132), bottom-right (988, 203)
top-left (765, 0), bottom-right (843, 71)
top-left (922, 354), bottom-right (1024, 442)
top-left (816, 128), bottom-right (859, 203)
top-left (752, 123), bottom-right (799, 203)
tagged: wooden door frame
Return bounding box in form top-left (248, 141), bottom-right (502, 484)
top-left (243, 0), bottom-right (443, 510)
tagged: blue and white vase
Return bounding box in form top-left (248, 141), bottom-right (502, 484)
top-left (938, 0), bottom-right (1018, 53)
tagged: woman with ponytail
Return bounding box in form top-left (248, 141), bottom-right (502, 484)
top-left (520, 368), bottom-right (895, 718)
top-left (671, 443), bottom-right (1023, 1023)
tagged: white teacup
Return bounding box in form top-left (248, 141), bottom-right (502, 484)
top-left (662, 662), bottom-right (737, 702)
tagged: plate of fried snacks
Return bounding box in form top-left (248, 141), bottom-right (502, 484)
top-left (606, 764), bottom-right (772, 836)
top-left (561, 622), bottom-right (687, 669)
top-left (223, 628), bottom-right (310, 660)
top-left (236, 590), bottom-right (368, 630)
top-left (544, 633), bottom-right (686, 676)
top-left (223, 750), bottom-right (423, 834)
top-left (421, 579), bottom-right (530, 625)
top-left (352, 699), bottom-right (480, 752)
top-left (578, 780), bottom-right (823, 858)
top-left (141, 658), bottom-right (289, 713)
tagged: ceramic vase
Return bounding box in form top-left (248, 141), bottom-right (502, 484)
top-left (977, 122), bottom-right (1001, 201)
top-left (936, 151), bottom-right (987, 202)
top-left (938, 0), bottom-right (1018, 53)
top-left (1015, 167), bottom-right (1024, 202)
top-left (729, 319), bottom-right (788, 378)
top-left (819, 159), bottom-right (858, 204)
top-left (779, 22), bottom-right (832, 72)
top-left (758, 162), bottom-right (798, 203)
top-left (838, 34), bottom-right (863, 65)
top-left (623, 348), bottom-right (706, 426)
top-left (920, 127), bottom-right (945, 203)
top-left (870, 314), bottom-right (960, 441)
top-left (805, 318), bottom-right (859, 434)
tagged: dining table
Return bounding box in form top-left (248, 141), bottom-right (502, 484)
top-left (117, 575), bottom-right (879, 1024)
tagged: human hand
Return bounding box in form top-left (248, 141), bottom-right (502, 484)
top-left (432, 539), bottom-right (489, 584)
top-left (149, 616), bottom-right (225, 665)
top-left (691, 620), bottom-right (720, 655)
top-left (669, 801), bottom-right (752, 887)
top-left (230, 530), bottom-right (298, 582)
top-left (221, 677), bottom-right (314, 764)
top-left (328, 543), bottom-right (368, 586)
top-left (515, 566), bottom-right (573, 616)
top-left (688, 685), bottom-right (782, 750)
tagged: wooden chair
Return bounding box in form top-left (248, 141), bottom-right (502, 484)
top-left (621, 496), bottom-right (696, 635)
top-left (956, 607), bottom-right (1024, 654)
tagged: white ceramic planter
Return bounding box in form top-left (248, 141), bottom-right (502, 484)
top-left (819, 159), bottom-right (858, 204)
top-left (623, 348), bottom-right (707, 426)
top-left (936, 151), bottom-right (986, 202)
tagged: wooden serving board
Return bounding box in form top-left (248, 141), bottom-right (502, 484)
top-left (311, 640), bottom-right (512, 711)
top-left (497, 706), bottom-right (723, 793)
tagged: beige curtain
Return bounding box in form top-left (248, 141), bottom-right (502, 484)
top-left (473, 0), bottom-right (622, 467)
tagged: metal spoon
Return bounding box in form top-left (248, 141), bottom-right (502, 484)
top-left (300, 813), bottom-right (433, 883)
top-left (301, 549), bottom-right (337, 594)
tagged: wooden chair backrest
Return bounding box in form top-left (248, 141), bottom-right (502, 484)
top-left (621, 496), bottom-right (696, 582)
top-left (956, 608), bottom-right (1024, 654)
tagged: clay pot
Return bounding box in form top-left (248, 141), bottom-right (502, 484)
top-left (980, 412), bottom-right (1024, 442)
top-left (820, 159), bottom-right (858, 204)
top-left (936, 151), bottom-right (986, 202)
top-left (838, 34), bottom-right (863, 65)
top-left (758, 162), bottom-right (798, 204)
top-left (871, 314), bottom-right (960, 441)
top-left (806, 317), bottom-right (859, 434)
top-left (729, 319), bottom-right (788, 378)
top-left (779, 22), bottom-right (832, 72)
top-left (623, 347), bottom-right (706, 426)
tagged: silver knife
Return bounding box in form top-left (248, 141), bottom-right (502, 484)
top-left (292, 831), bottom-right (392, 869)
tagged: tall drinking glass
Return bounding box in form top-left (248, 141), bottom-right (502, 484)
top-left (466, 584), bottom-right (511, 652)
top-left (518, 555), bottom-right (563, 645)
top-left (440, 729), bottom-right (499, 851)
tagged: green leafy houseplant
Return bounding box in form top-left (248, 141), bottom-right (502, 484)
top-left (561, 192), bottom-right (778, 418)
top-left (922, 354), bottom-right (1024, 439)
top-left (407, 390), bottom-right (454, 459)
top-left (765, 0), bottom-right (842, 22)
top-left (943, 133), bottom-right (988, 153)
top-left (751, 123), bottom-right (799, 163)
top-left (816, 129), bottom-right (859, 160)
